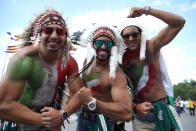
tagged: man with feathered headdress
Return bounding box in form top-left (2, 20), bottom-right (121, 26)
top-left (42, 24), bottom-right (133, 131)
top-left (0, 8), bottom-right (82, 131)
top-left (119, 6), bottom-right (185, 131)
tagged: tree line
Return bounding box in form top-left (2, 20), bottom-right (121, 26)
top-left (174, 79), bottom-right (196, 100)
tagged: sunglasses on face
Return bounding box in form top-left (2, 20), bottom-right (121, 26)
top-left (94, 40), bottom-right (114, 48)
top-left (122, 31), bottom-right (140, 40)
top-left (42, 26), bottom-right (66, 36)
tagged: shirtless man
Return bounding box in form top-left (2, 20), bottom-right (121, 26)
top-left (0, 9), bottom-right (82, 131)
top-left (119, 6), bottom-right (185, 131)
top-left (41, 24), bottom-right (132, 130)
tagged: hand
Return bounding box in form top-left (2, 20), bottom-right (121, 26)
top-left (127, 7), bottom-right (145, 18)
top-left (14, 45), bottom-right (38, 58)
top-left (79, 87), bottom-right (93, 105)
top-left (40, 107), bottom-right (63, 128)
top-left (135, 102), bottom-right (153, 116)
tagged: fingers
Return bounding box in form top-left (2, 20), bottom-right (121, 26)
top-left (127, 8), bottom-right (134, 18)
top-left (127, 7), bottom-right (144, 18)
top-left (41, 107), bottom-right (49, 113)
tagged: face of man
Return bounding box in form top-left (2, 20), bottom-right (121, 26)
top-left (121, 26), bottom-right (141, 51)
top-left (93, 36), bottom-right (113, 61)
top-left (40, 24), bottom-right (66, 52)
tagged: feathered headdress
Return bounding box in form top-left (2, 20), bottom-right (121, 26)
top-left (21, 8), bottom-right (68, 47)
top-left (75, 23), bottom-right (126, 79)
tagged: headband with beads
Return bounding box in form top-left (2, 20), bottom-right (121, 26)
top-left (93, 27), bottom-right (115, 40)
top-left (32, 12), bottom-right (67, 38)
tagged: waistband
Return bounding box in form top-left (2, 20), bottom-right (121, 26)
top-left (80, 107), bottom-right (99, 120)
top-left (151, 97), bottom-right (169, 105)
top-left (135, 97), bottom-right (170, 105)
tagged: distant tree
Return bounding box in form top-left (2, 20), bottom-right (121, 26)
top-left (173, 79), bottom-right (196, 100)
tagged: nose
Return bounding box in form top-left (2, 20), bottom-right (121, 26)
top-left (50, 29), bottom-right (58, 38)
top-left (128, 35), bottom-right (134, 41)
top-left (100, 43), bottom-right (107, 49)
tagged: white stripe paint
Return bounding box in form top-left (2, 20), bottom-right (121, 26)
top-left (135, 65), bottom-right (149, 95)
top-left (99, 114), bottom-right (108, 131)
top-left (86, 79), bottom-right (100, 88)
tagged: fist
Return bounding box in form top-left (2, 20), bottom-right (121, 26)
top-left (79, 87), bottom-right (93, 105)
top-left (127, 7), bottom-right (145, 18)
top-left (135, 102), bottom-right (153, 116)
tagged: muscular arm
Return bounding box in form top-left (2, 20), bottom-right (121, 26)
top-left (62, 56), bottom-right (83, 115)
top-left (64, 68), bottom-right (133, 121)
top-left (128, 7), bottom-right (185, 52)
top-left (0, 56), bottom-right (42, 125)
top-left (95, 68), bottom-right (132, 121)
top-left (148, 7), bottom-right (185, 50)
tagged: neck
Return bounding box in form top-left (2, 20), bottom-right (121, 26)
top-left (39, 45), bottom-right (62, 65)
top-left (96, 58), bottom-right (110, 68)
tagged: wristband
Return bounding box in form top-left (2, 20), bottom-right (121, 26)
top-left (145, 6), bottom-right (151, 16)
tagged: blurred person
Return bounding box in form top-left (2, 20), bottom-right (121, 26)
top-left (174, 98), bottom-right (181, 117)
top-left (188, 98), bottom-right (195, 116)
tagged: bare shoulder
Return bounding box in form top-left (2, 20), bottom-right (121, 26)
top-left (111, 65), bottom-right (127, 87)
top-left (6, 52), bottom-right (36, 82)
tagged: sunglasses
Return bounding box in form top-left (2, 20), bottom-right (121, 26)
top-left (94, 40), bottom-right (114, 48)
top-left (122, 32), bottom-right (140, 40)
top-left (42, 26), bottom-right (66, 36)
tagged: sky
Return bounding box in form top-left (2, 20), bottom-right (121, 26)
top-left (0, 0), bottom-right (196, 85)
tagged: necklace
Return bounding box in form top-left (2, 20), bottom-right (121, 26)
top-left (38, 47), bottom-right (56, 78)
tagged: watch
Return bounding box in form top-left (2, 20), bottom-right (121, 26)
top-left (145, 6), bottom-right (151, 16)
top-left (60, 109), bottom-right (68, 121)
top-left (88, 98), bottom-right (96, 111)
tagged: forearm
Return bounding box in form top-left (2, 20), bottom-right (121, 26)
top-left (96, 100), bottom-right (132, 122)
top-left (0, 101), bottom-right (42, 125)
top-left (62, 91), bottom-right (82, 116)
top-left (148, 7), bottom-right (185, 27)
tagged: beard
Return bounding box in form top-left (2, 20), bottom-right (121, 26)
top-left (46, 38), bottom-right (64, 52)
top-left (96, 48), bottom-right (111, 61)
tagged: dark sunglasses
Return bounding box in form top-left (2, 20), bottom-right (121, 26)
top-left (94, 40), bottom-right (114, 48)
top-left (122, 31), bottom-right (140, 40)
top-left (42, 26), bottom-right (66, 36)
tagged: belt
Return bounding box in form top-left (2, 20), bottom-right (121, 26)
top-left (151, 97), bottom-right (169, 105)
top-left (135, 97), bottom-right (170, 105)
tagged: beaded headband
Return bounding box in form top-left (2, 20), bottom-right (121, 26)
top-left (32, 12), bottom-right (66, 37)
top-left (93, 28), bottom-right (115, 40)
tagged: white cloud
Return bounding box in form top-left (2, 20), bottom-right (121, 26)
top-left (178, 1), bottom-right (196, 12)
top-left (190, 1), bottom-right (196, 10)
top-left (137, 0), bottom-right (147, 2)
top-left (153, 0), bottom-right (163, 6)
top-left (68, 8), bottom-right (165, 34)
top-left (161, 44), bottom-right (196, 84)
top-left (152, 0), bottom-right (170, 6)
top-left (68, 9), bottom-right (129, 33)
top-left (71, 45), bottom-right (87, 70)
